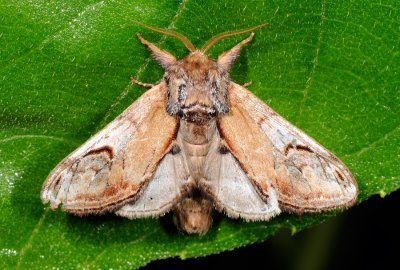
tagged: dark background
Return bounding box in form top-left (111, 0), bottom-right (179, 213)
top-left (144, 189), bottom-right (399, 270)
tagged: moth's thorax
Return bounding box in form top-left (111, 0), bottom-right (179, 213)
top-left (165, 51), bottom-right (230, 117)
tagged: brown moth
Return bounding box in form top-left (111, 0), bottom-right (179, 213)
top-left (41, 22), bottom-right (358, 234)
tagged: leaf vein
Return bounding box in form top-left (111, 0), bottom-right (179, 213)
top-left (343, 125), bottom-right (400, 158)
top-left (297, 0), bottom-right (326, 119)
top-left (14, 209), bottom-right (48, 270)
top-left (0, 1), bottom-right (106, 75)
top-left (0, 134), bottom-right (77, 145)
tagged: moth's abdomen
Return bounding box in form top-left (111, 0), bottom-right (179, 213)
top-left (172, 118), bottom-right (217, 234)
top-left (173, 196), bottom-right (213, 235)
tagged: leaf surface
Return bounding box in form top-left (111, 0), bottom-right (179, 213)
top-left (0, 0), bottom-right (399, 269)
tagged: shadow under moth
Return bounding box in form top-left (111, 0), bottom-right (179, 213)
top-left (41, 22), bottom-right (358, 234)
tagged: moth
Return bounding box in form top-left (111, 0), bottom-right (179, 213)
top-left (41, 22), bottom-right (358, 235)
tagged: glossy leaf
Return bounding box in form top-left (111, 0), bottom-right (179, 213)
top-left (0, 0), bottom-right (399, 269)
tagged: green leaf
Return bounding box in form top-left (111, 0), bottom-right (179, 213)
top-left (1, 0), bottom-right (399, 269)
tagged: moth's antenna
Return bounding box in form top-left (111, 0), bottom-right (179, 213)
top-left (132, 20), bottom-right (196, 52)
top-left (201, 23), bottom-right (268, 53)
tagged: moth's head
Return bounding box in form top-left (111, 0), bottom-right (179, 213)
top-left (134, 21), bottom-right (267, 117)
top-left (164, 51), bottom-right (230, 117)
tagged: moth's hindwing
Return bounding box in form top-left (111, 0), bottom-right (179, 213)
top-left (116, 145), bottom-right (191, 218)
top-left (41, 82), bottom-right (179, 215)
top-left (218, 83), bottom-right (358, 214)
top-left (202, 127), bottom-right (281, 221)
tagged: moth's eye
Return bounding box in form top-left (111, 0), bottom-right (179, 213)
top-left (164, 76), bottom-right (170, 84)
top-left (179, 84), bottom-right (186, 92)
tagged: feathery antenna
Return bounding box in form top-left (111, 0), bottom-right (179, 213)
top-left (132, 20), bottom-right (196, 52)
top-left (201, 23), bottom-right (268, 53)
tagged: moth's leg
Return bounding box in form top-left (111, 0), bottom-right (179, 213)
top-left (242, 81), bottom-right (252, 88)
top-left (130, 77), bottom-right (156, 88)
top-left (131, 33), bottom-right (177, 89)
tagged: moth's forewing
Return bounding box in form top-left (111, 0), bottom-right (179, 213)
top-left (41, 83), bottom-right (179, 215)
top-left (218, 83), bottom-right (358, 214)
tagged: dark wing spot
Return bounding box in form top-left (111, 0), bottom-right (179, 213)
top-left (284, 143), bottom-right (295, 155)
top-left (335, 170), bottom-right (345, 181)
top-left (295, 145), bottom-right (313, 153)
top-left (84, 146), bottom-right (115, 160)
top-left (219, 145), bottom-right (229, 154)
top-left (170, 144), bottom-right (181, 155)
top-left (54, 175), bottom-right (62, 187)
top-left (257, 115), bottom-right (268, 126)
